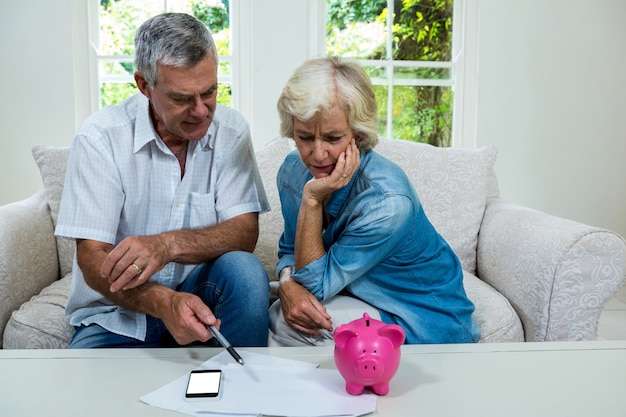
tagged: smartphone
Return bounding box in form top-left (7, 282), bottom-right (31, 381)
top-left (185, 369), bottom-right (222, 398)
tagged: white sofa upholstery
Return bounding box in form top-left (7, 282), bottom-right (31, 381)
top-left (1, 137), bottom-right (625, 348)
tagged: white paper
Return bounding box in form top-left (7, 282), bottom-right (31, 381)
top-left (140, 350), bottom-right (376, 417)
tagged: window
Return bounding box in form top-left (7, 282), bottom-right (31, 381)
top-left (326, 0), bottom-right (457, 147)
top-left (81, 0), bottom-right (477, 148)
top-left (94, 0), bottom-right (232, 108)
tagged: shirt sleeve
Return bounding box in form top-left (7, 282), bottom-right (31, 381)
top-left (291, 193), bottom-right (415, 301)
top-left (55, 133), bottom-right (123, 244)
top-left (213, 122), bottom-right (270, 222)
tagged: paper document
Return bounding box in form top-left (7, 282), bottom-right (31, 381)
top-left (140, 350), bottom-right (376, 417)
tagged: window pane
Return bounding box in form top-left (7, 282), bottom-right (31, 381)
top-left (99, 59), bottom-right (136, 106)
top-left (99, 0), bottom-right (165, 56)
top-left (326, 0), bottom-right (454, 147)
top-left (373, 84), bottom-right (388, 137)
top-left (326, 0), bottom-right (386, 59)
top-left (392, 85), bottom-right (452, 146)
top-left (392, 0), bottom-right (453, 62)
top-left (100, 82), bottom-right (138, 107)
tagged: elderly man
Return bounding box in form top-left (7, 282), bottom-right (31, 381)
top-left (56, 13), bottom-right (270, 348)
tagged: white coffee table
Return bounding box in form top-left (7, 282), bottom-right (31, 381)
top-left (1, 341), bottom-right (625, 416)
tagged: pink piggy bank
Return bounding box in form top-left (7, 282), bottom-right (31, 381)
top-left (333, 312), bottom-right (406, 395)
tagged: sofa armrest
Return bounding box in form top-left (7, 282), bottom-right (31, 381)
top-left (0, 190), bottom-right (59, 346)
top-left (477, 198), bottom-right (626, 342)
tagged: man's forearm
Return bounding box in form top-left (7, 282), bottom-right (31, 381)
top-left (163, 212), bottom-right (259, 264)
top-left (76, 239), bottom-right (173, 317)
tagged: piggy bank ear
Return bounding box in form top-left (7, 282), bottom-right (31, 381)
top-left (378, 324), bottom-right (406, 348)
top-left (334, 324), bottom-right (358, 349)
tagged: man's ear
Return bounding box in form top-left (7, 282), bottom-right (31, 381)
top-left (134, 71), bottom-right (151, 99)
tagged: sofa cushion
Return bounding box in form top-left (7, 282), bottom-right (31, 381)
top-left (462, 271), bottom-right (524, 342)
top-left (32, 145), bottom-right (75, 278)
top-left (374, 139), bottom-right (498, 274)
top-left (3, 273), bottom-right (74, 349)
top-left (254, 137), bottom-right (293, 281)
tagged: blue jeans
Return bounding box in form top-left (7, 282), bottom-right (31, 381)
top-left (70, 251), bottom-right (270, 348)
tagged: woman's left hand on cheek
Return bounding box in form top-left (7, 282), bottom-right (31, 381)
top-left (303, 139), bottom-right (360, 202)
top-left (335, 138), bottom-right (360, 184)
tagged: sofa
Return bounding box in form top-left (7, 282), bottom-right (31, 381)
top-left (1, 137), bottom-right (625, 348)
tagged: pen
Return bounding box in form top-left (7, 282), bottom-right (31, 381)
top-left (208, 325), bottom-right (245, 366)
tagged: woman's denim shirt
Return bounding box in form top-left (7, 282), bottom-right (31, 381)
top-left (277, 149), bottom-right (480, 344)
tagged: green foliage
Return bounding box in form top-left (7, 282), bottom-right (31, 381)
top-left (100, 82), bottom-right (138, 107)
top-left (192, 0), bottom-right (229, 32)
top-left (327, 0), bottom-right (387, 30)
top-left (327, 0), bottom-right (453, 146)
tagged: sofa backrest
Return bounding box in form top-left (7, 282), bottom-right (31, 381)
top-left (254, 137), bottom-right (499, 279)
top-left (32, 137), bottom-right (498, 283)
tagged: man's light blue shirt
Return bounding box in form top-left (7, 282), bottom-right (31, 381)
top-left (277, 148), bottom-right (479, 344)
top-left (56, 93), bottom-right (269, 341)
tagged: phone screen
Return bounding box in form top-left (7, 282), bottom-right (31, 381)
top-left (185, 369), bottom-right (222, 398)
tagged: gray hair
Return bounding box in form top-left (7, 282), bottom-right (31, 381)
top-left (134, 13), bottom-right (218, 87)
top-left (277, 56), bottom-right (379, 152)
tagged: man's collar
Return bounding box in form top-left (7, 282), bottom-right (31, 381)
top-left (132, 94), bottom-right (214, 153)
top-left (133, 94), bottom-right (156, 153)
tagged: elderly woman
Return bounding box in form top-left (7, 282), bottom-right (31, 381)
top-left (269, 56), bottom-right (480, 346)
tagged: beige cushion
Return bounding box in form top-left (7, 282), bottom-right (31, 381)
top-left (254, 137), bottom-right (293, 281)
top-left (375, 139), bottom-right (498, 274)
top-left (462, 271), bottom-right (524, 342)
top-left (3, 273), bottom-right (74, 349)
top-left (32, 145), bottom-right (75, 278)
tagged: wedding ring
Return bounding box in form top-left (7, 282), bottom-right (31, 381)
top-left (131, 263), bottom-right (142, 275)
top-left (340, 174), bottom-right (348, 178)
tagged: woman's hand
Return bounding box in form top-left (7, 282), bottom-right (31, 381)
top-left (302, 138), bottom-right (360, 203)
top-left (278, 279), bottom-right (333, 335)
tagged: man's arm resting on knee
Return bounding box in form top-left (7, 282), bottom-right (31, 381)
top-left (102, 212), bottom-right (259, 292)
top-left (161, 212), bottom-right (260, 264)
top-left (76, 239), bottom-right (215, 345)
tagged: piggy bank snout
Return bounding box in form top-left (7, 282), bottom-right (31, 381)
top-left (357, 357), bottom-right (383, 378)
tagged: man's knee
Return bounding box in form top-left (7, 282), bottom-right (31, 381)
top-left (69, 324), bottom-right (136, 349)
top-left (217, 251), bottom-right (270, 292)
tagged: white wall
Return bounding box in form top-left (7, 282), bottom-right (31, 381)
top-left (475, 0), bottom-right (626, 237)
top-left (1, 0), bottom-right (625, 239)
top-left (235, 0), bottom-right (321, 150)
top-left (0, 0), bottom-right (79, 205)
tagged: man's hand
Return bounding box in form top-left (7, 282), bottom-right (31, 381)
top-left (76, 238), bottom-right (219, 346)
top-left (278, 279), bottom-right (332, 336)
top-left (101, 235), bottom-right (171, 292)
top-left (157, 290), bottom-right (219, 345)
